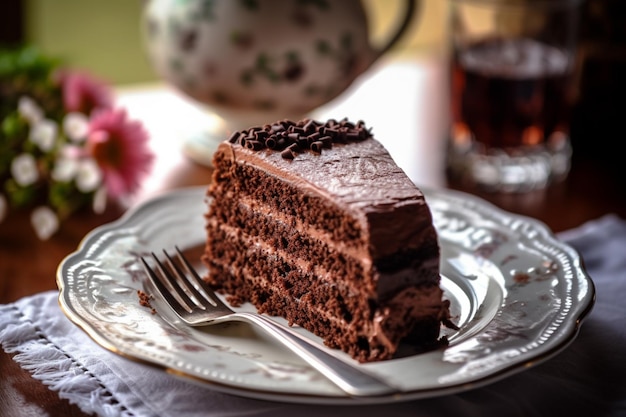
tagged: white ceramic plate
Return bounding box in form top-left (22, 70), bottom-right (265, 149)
top-left (57, 186), bottom-right (594, 404)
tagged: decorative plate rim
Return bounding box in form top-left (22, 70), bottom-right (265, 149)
top-left (57, 186), bottom-right (595, 405)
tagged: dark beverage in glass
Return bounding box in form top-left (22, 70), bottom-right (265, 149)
top-left (446, 0), bottom-right (581, 192)
top-left (451, 37), bottom-right (574, 151)
top-left (447, 37), bottom-right (576, 191)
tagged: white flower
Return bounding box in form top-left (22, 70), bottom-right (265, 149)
top-left (18, 96), bottom-right (43, 124)
top-left (63, 112), bottom-right (89, 142)
top-left (76, 159), bottom-right (103, 192)
top-left (52, 155), bottom-right (79, 182)
top-left (0, 193), bottom-right (7, 223)
top-left (31, 206), bottom-right (59, 240)
top-left (92, 186), bottom-right (107, 214)
top-left (29, 118), bottom-right (58, 152)
top-left (11, 153), bottom-right (39, 186)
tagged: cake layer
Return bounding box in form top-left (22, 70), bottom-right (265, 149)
top-left (204, 226), bottom-right (447, 361)
top-left (205, 213), bottom-right (443, 316)
top-left (207, 170), bottom-right (441, 299)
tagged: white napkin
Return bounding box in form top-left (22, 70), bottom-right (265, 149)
top-left (2, 214), bottom-right (626, 417)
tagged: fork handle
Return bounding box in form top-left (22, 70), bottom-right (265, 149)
top-left (232, 312), bottom-right (398, 397)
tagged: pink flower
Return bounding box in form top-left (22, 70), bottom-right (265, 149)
top-left (58, 70), bottom-right (114, 115)
top-left (86, 109), bottom-right (153, 198)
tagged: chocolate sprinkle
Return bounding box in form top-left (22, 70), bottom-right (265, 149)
top-left (281, 148), bottom-right (295, 159)
top-left (310, 141), bottom-right (323, 153)
top-left (229, 118), bottom-right (373, 159)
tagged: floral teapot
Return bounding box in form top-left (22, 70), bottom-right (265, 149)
top-left (141, 0), bottom-right (419, 127)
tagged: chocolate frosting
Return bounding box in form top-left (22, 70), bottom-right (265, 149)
top-left (216, 118), bottom-right (436, 260)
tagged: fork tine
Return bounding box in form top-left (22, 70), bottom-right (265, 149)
top-left (149, 252), bottom-right (198, 312)
top-left (141, 255), bottom-right (193, 314)
top-left (173, 246), bottom-right (228, 309)
top-left (162, 249), bottom-right (211, 308)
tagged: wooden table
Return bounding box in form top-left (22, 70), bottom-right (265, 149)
top-left (1, 57), bottom-right (625, 417)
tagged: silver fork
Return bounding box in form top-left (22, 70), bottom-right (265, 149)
top-left (140, 247), bottom-right (397, 397)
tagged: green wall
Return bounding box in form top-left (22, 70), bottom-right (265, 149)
top-left (25, 0), bottom-right (158, 85)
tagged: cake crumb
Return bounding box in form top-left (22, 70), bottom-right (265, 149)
top-left (137, 289), bottom-right (157, 315)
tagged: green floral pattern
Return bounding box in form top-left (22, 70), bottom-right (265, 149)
top-left (142, 0), bottom-right (374, 118)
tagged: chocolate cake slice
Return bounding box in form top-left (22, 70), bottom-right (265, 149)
top-left (202, 118), bottom-right (452, 362)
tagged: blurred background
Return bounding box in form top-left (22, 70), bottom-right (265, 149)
top-left (1, 0), bottom-right (625, 186)
top-left (0, 0), bottom-right (449, 85)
